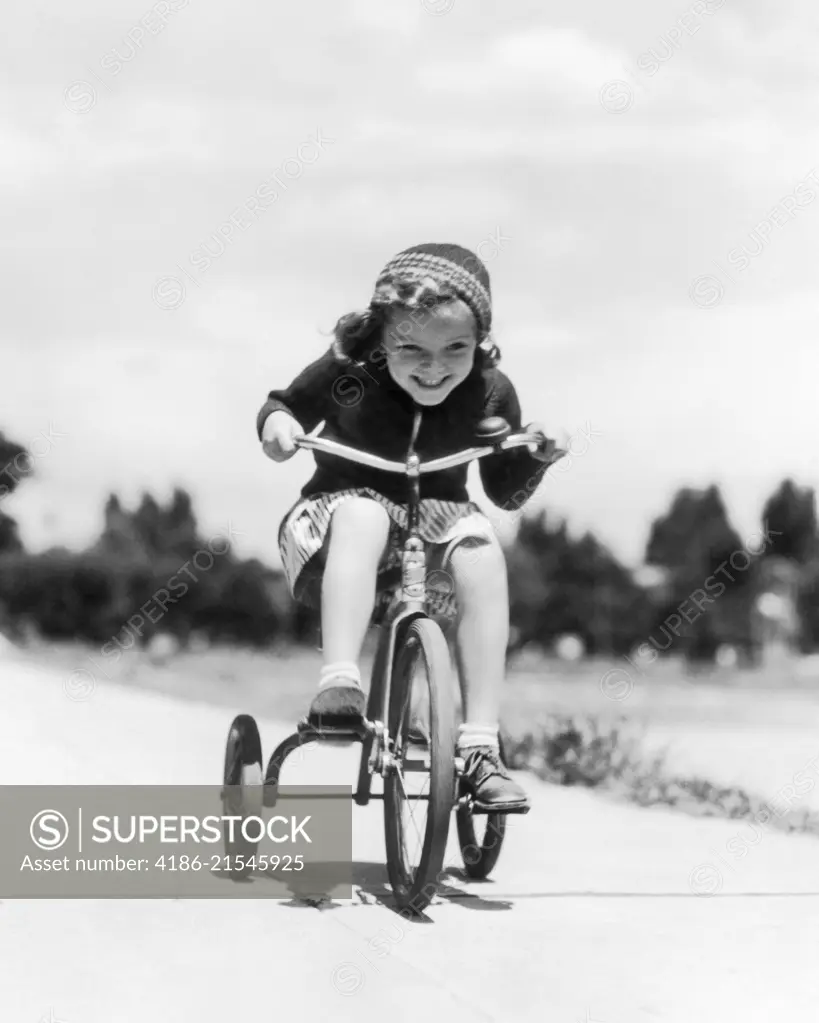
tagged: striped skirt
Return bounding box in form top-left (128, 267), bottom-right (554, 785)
top-left (278, 488), bottom-right (496, 625)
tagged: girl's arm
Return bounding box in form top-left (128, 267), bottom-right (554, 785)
top-left (478, 371), bottom-right (552, 511)
top-left (255, 349), bottom-right (340, 439)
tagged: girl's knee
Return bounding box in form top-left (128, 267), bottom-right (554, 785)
top-left (448, 535), bottom-right (506, 582)
top-left (328, 497), bottom-right (391, 546)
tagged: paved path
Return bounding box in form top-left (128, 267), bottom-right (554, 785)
top-left (2, 652), bottom-right (819, 1022)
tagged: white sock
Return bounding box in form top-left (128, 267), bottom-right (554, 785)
top-left (457, 723), bottom-right (499, 751)
top-left (318, 661), bottom-right (362, 691)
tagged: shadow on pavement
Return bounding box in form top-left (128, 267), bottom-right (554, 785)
top-left (338, 861), bottom-right (513, 917)
top-left (221, 859), bottom-right (514, 916)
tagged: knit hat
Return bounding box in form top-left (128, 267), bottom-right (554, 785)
top-left (370, 243), bottom-right (492, 338)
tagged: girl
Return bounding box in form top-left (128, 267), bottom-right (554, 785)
top-left (256, 242), bottom-right (562, 811)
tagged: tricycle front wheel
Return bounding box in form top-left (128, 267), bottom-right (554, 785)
top-left (383, 617), bottom-right (456, 915)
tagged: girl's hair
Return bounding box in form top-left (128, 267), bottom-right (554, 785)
top-left (329, 275), bottom-right (501, 369)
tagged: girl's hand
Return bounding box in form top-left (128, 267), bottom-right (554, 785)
top-left (261, 411), bottom-right (302, 462)
top-left (525, 421), bottom-right (567, 466)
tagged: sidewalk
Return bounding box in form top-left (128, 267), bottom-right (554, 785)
top-left (2, 656), bottom-right (819, 1022)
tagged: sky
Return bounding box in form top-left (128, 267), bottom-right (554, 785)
top-left (3, 0), bottom-right (819, 570)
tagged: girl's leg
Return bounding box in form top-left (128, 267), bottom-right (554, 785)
top-left (447, 534), bottom-right (529, 809)
top-left (450, 536), bottom-right (507, 726)
top-left (308, 497), bottom-right (392, 721)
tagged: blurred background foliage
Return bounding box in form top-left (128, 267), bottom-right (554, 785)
top-left (1, 426), bottom-right (817, 663)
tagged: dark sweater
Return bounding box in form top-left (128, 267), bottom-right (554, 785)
top-left (256, 349), bottom-right (548, 511)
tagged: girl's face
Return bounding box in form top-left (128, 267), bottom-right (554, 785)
top-left (381, 299), bottom-right (478, 406)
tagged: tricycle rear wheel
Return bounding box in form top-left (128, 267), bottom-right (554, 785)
top-left (455, 734), bottom-right (510, 879)
top-left (221, 714), bottom-right (264, 879)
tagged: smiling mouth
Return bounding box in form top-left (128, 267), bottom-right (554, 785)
top-left (412, 375), bottom-right (450, 389)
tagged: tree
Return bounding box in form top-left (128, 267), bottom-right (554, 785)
top-left (163, 488), bottom-right (200, 560)
top-left (0, 431), bottom-right (29, 498)
top-left (796, 562), bottom-right (819, 652)
top-left (0, 431), bottom-right (28, 557)
top-left (95, 488), bottom-right (203, 563)
top-left (760, 479), bottom-right (818, 565)
top-left (505, 510), bottom-right (650, 655)
top-left (643, 484), bottom-right (758, 663)
top-left (0, 512), bottom-right (22, 556)
top-left (95, 494), bottom-right (149, 561)
top-left (646, 485), bottom-right (742, 576)
top-left (133, 493), bottom-right (164, 555)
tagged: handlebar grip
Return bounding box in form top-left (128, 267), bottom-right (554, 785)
top-left (474, 417), bottom-right (511, 443)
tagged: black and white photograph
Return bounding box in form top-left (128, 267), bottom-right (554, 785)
top-left (2, 1), bottom-right (819, 1020)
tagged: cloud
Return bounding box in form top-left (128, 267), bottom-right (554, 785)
top-left (419, 26), bottom-right (623, 100)
top-left (4, 0), bottom-right (819, 568)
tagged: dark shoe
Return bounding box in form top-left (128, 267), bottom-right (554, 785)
top-left (459, 745), bottom-right (530, 813)
top-left (307, 682), bottom-right (366, 729)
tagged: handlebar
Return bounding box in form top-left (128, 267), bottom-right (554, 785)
top-left (292, 422), bottom-right (545, 475)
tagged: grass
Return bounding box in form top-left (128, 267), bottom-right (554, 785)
top-left (14, 636), bottom-right (819, 837)
top-left (502, 711), bottom-right (819, 838)
top-left (503, 712), bottom-right (654, 790)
